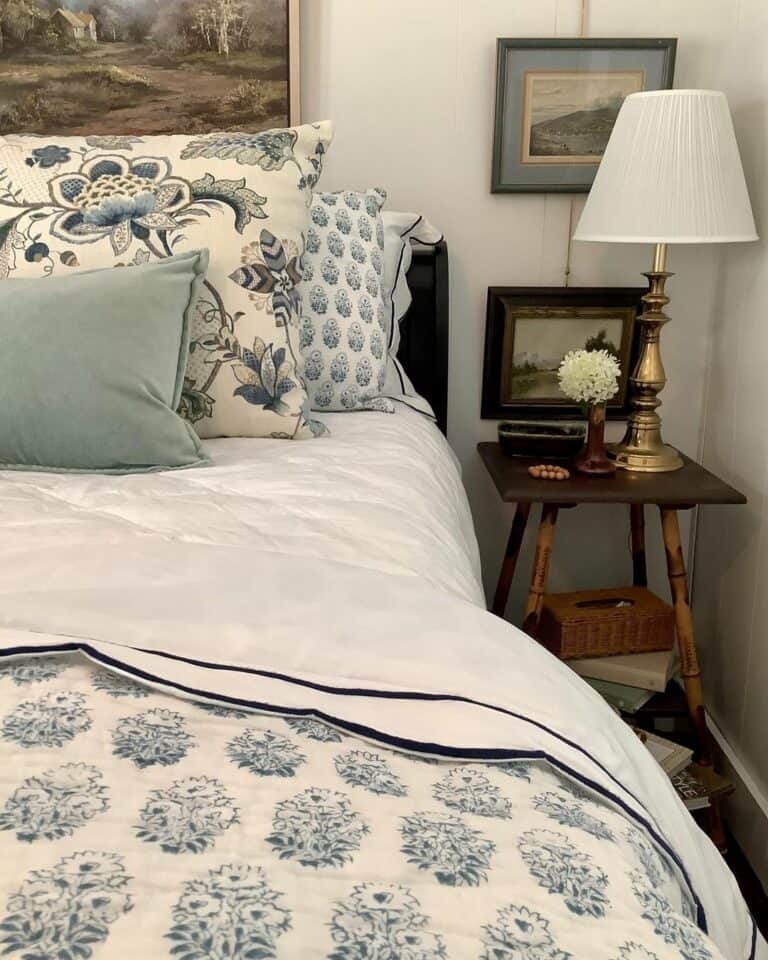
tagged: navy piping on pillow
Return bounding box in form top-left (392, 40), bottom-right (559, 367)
top-left (385, 218), bottom-right (444, 417)
top-left (387, 214), bottom-right (446, 353)
top-left (389, 215), bottom-right (423, 352)
top-left (388, 216), bottom-right (445, 359)
top-left (379, 357), bottom-right (437, 421)
top-left (399, 216), bottom-right (423, 239)
top-left (393, 354), bottom-right (407, 393)
top-left (0, 639), bottom-right (708, 936)
top-left (388, 397), bottom-right (437, 420)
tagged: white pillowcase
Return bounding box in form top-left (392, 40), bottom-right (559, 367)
top-left (380, 212), bottom-right (443, 418)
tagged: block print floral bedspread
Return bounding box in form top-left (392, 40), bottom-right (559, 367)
top-left (0, 655), bottom-right (721, 960)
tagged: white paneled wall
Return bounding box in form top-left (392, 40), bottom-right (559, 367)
top-left (300, 0), bottom-right (722, 608)
top-left (688, 0), bottom-right (768, 884)
top-left (300, 0), bottom-right (766, 875)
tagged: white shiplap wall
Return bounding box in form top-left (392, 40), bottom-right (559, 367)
top-left (686, 0), bottom-right (768, 886)
top-left (300, 0), bottom-right (766, 879)
top-left (300, 0), bottom-right (724, 609)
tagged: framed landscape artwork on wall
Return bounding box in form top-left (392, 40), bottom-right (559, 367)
top-left (0, 0), bottom-right (299, 137)
top-left (492, 38), bottom-right (676, 192)
top-left (482, 287), bottom-right (644, 420)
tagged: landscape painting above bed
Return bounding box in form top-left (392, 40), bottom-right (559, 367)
top-left (0, 0), bottom-right (299, 137)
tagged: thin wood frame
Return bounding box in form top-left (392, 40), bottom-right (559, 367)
top-left (288, 0), bottom-right (301, 123)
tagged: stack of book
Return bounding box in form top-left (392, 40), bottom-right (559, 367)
top-left (566, 648), bottom-right (676, 713)
top-left (566, 649), bottom-right (733, 812)
top-left (628, 728), bottom-right (733, 812)
top-left (671, 766), bottom-right (712, 811)
top-left (630, 729), bottom-right (714, 810)
top-left (671, 763), bottom-right (733, 812)
top-left (633, 728), bottom-right (693, 778)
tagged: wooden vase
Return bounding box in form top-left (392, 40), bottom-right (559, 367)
top-left (574, 402), bottom-right (616, 477)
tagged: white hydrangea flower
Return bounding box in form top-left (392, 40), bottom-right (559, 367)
top-left (557, 349), bottom-right (621, 405)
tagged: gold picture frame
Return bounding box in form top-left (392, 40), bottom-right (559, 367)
top-left (288, 0), bottom-right (301, 123)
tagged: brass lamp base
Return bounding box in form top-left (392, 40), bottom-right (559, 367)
top-left (613, 242), bottom-right (684, 473)
top-left (608, 441), bottom-right (683, 473)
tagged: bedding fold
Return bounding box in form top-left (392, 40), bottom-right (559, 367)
top-left (0, 539), bottom-right (763, 960)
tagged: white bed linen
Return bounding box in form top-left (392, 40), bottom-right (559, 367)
top-left (0, 407), bottom-right (483, 608)
top-left (0, 409), bottom-right (763, 960)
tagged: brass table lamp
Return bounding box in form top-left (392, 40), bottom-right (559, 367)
top-left (574, 90), bottom-right (758, 472)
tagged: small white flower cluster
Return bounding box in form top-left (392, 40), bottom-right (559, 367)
top-left (557, 349), bottom-right (621, 405)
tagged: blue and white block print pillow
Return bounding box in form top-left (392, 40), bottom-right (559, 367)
top-left (298, 188), bottom-right (394, 413)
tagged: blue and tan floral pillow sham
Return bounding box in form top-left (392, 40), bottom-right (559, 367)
top-left (0, 251), bottom-right (209, 473)
top-left (298, 188), bottom-right (395, 413)
top-left (0, 123), bottom-right (333, 440)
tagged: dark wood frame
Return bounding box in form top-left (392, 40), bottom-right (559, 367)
top-left (399, 241), bottom-right (449, 435)
top-left (491, 37), bottom-right (677, 193)
top-left (482, 286), bottom-right (644, 421)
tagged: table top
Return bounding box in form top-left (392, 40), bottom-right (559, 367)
top-left (477, 442), bottom-right (747, 507)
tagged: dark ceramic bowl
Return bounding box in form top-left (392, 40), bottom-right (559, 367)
top-left (498, 420), bottom-right (586, 460)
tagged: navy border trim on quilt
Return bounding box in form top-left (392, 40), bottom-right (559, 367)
top-left (388, 214), bottom-right (423, 352)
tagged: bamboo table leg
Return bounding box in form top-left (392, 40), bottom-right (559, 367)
top-left (522, 503), bottom-right (560, 637)
top-left (659, 507), bottom-right (712, 764)
top-left (630, 504), bottom-right (648, 587)
top-left (492, 503), bottom-right (531, 617)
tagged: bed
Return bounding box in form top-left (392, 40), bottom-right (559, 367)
top-left (0, 243), bottom-right (763, 960)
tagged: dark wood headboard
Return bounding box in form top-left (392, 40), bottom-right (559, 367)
top-left (399, 240), bottom-right (449, 434)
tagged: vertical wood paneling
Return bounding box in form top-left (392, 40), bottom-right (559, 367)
top-left (300, 0), bottom-right (724, 603)
top-left (692, 0), bottom-right (768, 815)
top-left (300, 0), bottom-right (768, 872)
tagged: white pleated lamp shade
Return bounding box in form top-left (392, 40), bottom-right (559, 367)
top-left (574, 89), bottom-right (758, 244)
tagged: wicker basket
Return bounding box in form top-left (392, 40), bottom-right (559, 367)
top-left (537, 586), bottom-right (674, 660)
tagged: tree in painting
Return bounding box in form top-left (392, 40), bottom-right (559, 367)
top-left (0, 0), bottom-right (291, 135)
top-left (584, 328), bottom-right (620, 361)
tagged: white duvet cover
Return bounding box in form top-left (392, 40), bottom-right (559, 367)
top-left (0, 409), bottom-right (763, 960)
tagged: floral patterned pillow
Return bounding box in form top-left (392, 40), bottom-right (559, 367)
top-left (298, 188), bottom-right (395, 413)
top-left (0, 123), bottom-right (333, 439)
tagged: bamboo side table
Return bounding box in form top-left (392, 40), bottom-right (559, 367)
top-left (478, 442), bottom-right (747, 761)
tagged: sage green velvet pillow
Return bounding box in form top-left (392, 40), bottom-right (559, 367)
top-left (0, 249), bottom-right (210, 473)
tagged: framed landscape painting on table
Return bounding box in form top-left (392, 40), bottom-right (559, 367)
top-left (0, 0), bottom-right (299, 137)
top-left (492, 38), bottom-right (676, 192)
top-left (481, 287), bottom-right (644, 420)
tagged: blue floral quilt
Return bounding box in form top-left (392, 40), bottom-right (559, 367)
top-left (0, 654), bottom-right (725, 960)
